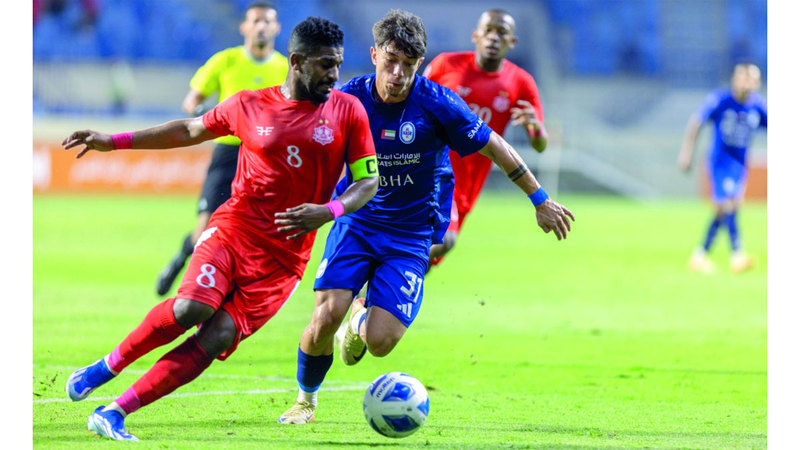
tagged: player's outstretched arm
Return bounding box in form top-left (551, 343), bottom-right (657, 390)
top-left (275, 160), bottom-right (379, 240)
top-left (678, 114), bottom-right (702, 172)
top-left (478, 131), bottom-right (574, 240)
top-left (510, 99), bottom-right (548, 153)
top-left (62, 117), bottom-right (217, 159)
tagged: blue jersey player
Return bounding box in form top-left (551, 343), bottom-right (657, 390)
top-left (679, 63), bottom-right (767, 273)
top-left (278, 9), bottom-right (575, 425)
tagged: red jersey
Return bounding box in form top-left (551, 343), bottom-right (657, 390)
top-left (423, 51), bottom-right (544, 228)
top-left (201, 86), bottom-right (376, 276)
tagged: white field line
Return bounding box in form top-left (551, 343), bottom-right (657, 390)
top-left (46, 365), bottom-right (358, 385)
top-left (35, 365), bottom-right (369, 405)
top-left (34, 384), bottom-right (367, 404)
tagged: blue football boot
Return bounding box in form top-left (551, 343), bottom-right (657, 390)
top-left (87, 406), bottom-right (139, 441)
top-left (65, 358), bottom-right (116, 401)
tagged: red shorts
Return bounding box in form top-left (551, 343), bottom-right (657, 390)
top-left (176, 226), bottom-right (301, 360)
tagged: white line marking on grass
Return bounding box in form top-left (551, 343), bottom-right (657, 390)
top-left (47, 365), bottom-right (358, 385)
top-left (49, 365), bottom-right (294, 382)
top-left (34, 384), bottom-right (367, 404)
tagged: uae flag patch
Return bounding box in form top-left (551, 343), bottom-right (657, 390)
top-left (381, 129), bottom-right (396, 140)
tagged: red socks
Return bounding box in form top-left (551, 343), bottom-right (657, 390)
top-left (120, 335), bottom-right (213, 414)
top-left (108, 297), bottom-right (188, 373)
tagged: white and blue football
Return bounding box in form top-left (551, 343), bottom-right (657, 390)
top-left (363, 372), bottom-right (430, 438)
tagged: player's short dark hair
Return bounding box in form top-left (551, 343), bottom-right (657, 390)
top-left (243, 1), bottom-right (275, 20)
top-left (372, 9), bottom-right (427, 59)
top-left (288, 17), bottom-right (344, 56)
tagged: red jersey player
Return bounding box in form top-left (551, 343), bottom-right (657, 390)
top-left (423, 8), bottom-right (549, 266)
top-left (61, 18), bottom-right (378, 442)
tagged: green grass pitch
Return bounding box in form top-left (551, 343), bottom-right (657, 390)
top-left (33, 193), bottom-right (766, 448)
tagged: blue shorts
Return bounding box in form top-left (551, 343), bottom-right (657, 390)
top-left (313, 219), bottom-right (430, 327)
top-left (709, 163), bottom-right (748, 204)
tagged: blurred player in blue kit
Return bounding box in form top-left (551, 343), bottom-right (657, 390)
top-left (278, 9), bottom-right (575, 424)
top-left (678, 63), bottom-right (767, 273)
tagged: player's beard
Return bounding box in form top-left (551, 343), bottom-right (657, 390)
top-left (297, 69), bottom-right (333, 104)
top-left (308, 81), bottom-right (333, 104)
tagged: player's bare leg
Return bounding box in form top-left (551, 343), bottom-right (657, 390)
top-left (360, 305), bottom-right (408, 357)
top-left (156, 212), bottom-right (212, 295)
top-left (338, 301), bottom-right (408, 364)
top-left (279, 289), bottom-right (352, 424)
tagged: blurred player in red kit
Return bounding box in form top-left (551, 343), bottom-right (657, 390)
top-left (424, 8), bottom-right (548, 267)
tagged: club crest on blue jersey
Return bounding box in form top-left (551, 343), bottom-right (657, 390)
top-left (399, 122), bottom-right (416, 144)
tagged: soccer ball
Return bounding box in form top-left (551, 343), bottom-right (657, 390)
top-left (363, 372), bottom-right (430, 438)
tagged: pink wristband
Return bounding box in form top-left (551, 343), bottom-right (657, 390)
top-left (325, 199), bottom-right (345, 219)
top-left (110, 132), bottom-right (134, 150)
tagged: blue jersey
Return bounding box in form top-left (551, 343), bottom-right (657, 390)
top-left (334, 74), bottom-right (492, 240)
top-left (697, 88), bottom-right (767, 169)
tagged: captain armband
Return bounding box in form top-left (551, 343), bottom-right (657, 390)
top-left (349, 155), bottom-right (379, 180)
top-left (506, 163), bottom-right (529, 182)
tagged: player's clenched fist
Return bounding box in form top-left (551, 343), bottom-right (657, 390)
top-left (62, 130), bottom-right (114, 158)
top-left (534, 199), bottom-right (575, 241)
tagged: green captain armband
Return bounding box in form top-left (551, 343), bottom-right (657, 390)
top-left (349, 155), bottom-right (379, 180)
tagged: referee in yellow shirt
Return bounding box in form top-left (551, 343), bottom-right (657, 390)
top-left (156, 1), bottom-right (289, 295)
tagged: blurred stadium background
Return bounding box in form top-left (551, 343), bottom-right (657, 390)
top-left (32, 0), bottom-right (767, 199)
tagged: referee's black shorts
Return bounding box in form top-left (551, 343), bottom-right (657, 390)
top-left (197, 143), bottom-right (239, 214)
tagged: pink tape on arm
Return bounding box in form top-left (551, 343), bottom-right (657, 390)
top-left (111, 132), bottom-right (134, 149)
top-left (325, 199), bottom-right (345, 219)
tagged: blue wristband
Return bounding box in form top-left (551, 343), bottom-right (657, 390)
top-left (528, 187), bottom-right (549, 207)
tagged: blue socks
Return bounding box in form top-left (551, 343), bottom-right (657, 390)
top-left (702, 216), bottom-right (722, 252)
top-left (296, 348), bottom-right (333, 394)
top-left (702, 211), bottom-right (741, 252)
top-left (723, 212), bottom-right (741, 252)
